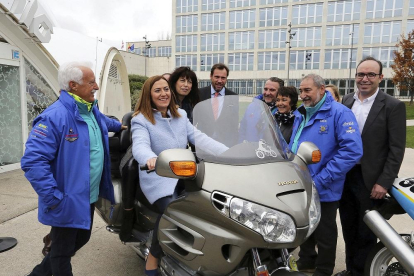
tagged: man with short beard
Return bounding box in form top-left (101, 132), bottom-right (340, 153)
top-left (290, 74), bottom-right (363, 276)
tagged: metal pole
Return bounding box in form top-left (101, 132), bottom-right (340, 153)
top-left (348, 24), bottom-right (354, 95)
top-left (286, 22), bottom-right (295, 87)
top-left (95, 37), bottom-right (102, 76)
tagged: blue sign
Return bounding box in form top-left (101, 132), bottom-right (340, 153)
top-left (12, 50), bottom-right (20, 60)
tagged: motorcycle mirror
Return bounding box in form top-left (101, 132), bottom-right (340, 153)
top-left (156, 149), bottom-right (197, 179)
top-left (296, 142), bottom-right (321, 165)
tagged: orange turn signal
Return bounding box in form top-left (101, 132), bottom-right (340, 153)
top-left (256, 271), bottom-right (270, 276)
top-left (312, 150), bottom-right (322, 163)
top-left (169, 161), bottom-right (197, 177)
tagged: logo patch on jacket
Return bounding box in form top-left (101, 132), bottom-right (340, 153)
top-left (65, 128), bottom-right (78, 142)
top-left (319, 125), bottom-right (328, 134)
top-left (346, 126), bottom-right (356, 134)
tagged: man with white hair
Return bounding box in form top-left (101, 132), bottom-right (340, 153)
top-left (22, 62), bottom-right (122, 276)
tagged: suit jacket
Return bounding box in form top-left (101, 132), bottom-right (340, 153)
top-left (195, 86), bottom-right (239, 147)
top-left (342, 90), bottom-right (406, 190)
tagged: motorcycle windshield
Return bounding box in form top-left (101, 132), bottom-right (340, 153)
top-left (192, 95), bottom-right (291, 165)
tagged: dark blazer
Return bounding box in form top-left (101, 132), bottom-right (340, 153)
top-left (195, 86), bottom-right (239, 147)
top-left (342, 90), bottom-right (406, 190)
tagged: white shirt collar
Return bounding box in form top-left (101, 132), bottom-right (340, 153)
top-left (353, 88), bottom-right (379, 103)
top-left (210, 85), bottom-right (225, 96)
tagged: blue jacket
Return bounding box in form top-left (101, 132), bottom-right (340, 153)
top-left (289, 92), bottom-right (363, 202)
top-left (21, 91), bottom-right (121, 229)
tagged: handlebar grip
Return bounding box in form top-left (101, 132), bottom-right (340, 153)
top-left (140, 164), bottom-right (149, 171)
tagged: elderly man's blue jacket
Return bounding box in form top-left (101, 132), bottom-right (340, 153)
top-left (289, 92), bottom-right (363, 202)
top-left (21, 91), bottom-right (121, 229)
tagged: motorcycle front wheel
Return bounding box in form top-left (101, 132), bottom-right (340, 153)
top-left (364, 234), bottom-right (411, 276)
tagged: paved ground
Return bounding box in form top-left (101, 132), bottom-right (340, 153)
top-left (1, 148), bottom-right (414, 276)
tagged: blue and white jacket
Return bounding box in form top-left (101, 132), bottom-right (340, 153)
top-left (289, 92), bottom-right (363, 202)
top-left (21, 91), bottom-right (121, 230)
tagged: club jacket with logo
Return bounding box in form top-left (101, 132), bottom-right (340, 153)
top-left (21, 91), bottom-right (121, 229)
top-left (289, 92), bottom-right (363, 202)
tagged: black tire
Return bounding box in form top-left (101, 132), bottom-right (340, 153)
top-left (364, 234), bottom-right (411, 276)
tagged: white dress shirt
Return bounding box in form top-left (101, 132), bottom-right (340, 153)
top-left (351, 88), bottom-right (379, 133)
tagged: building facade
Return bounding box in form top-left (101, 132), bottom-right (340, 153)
top-left (128, 0), bottom-right (414, 97)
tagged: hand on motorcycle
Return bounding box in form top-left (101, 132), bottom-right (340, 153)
top-left (146, 157), bottom-right (157, 171)
top-left (370, 184), bottom-right (387, 199)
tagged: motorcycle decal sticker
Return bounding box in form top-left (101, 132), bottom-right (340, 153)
top-left (278, 180), bottom-right (299, 186)
top-left (65, 128), bottom-right (78, 142)
top-left (255, 139), bottom-right (277, 159)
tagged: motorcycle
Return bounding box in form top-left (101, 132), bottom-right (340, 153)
top-left (96, 96), bottom-right (322, 276)
top-left (364, 177), bottom-right (414, 276)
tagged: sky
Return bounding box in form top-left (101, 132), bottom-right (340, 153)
top-left (39, 0), bottom-right (172, 48)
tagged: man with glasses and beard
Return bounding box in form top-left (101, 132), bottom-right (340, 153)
top-left (335, 57), bottom-right (406, 276)
top-left (290, 74), bottom-right (362, 276)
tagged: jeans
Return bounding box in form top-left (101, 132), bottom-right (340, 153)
top-left (29, 204), bottom-right (95, 276)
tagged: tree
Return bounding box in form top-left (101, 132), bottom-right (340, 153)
top-left (392, 29), bottom-right (414, 105)
top-left (128, 74), bottom-right (148, 110)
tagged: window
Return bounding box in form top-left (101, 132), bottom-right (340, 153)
top-left (202, 0), bottom-right (226, 10)
top-left (328, 0), bottom-right (361, 22)
top-left (201, 33), bottom-right (225, 51)
top-left (230, 0), bottom-right (256, 8)
top-left (324, 79), bottom-right (355, 95)
top-left (362, 47), bottom-right (396, 68)
top-left (134, 48), bottom-right (142, 55)
top-left (258, 29), bottom-right (287, 49)
top-left (145, 48), bottom-right (156, 57)
top-left (229, 31), bottom-right (255, 50)
top-left (229, 9), bottom-right (255, 29)
top-left (292, 3), bottom-right (323, 25)
top-left (260, 0), bottom-right (288, 4)
top-left (201, 12), bottom-right (225, 31)
top-left (228, 52), bottom-right (254, 71)
top-left (326, 24), bottom-right (359, 46)
top-left (259, 6), bottom-right (288, 27)
top-left (408, 20), bottom-right (414, 33)
top-left (226, 80), bottom-right (255, 95)
top-left (176, 35), bottom-right (198, 52)
top-left (176, 55), bottom-right (197, 71)
top-left (410, 0), bottom-right (414, 14)
top-left (200, 54), bottom-right (225, 71)
top-left (291, 27), bottom-right (321, 47)
top-left (324, 49), bottom-right (357, 69)
top-left (176, 15), bottom-right (198, 33)
top-left (158, 47), bottom-right (171, 57)
top-left (364, 21), bottom-right (401, 44)
top-left (366, 0), bottom-right (403, 19)
top-left (258, 51), bottom-right (286, 70)
top-left (290, 50), bottom-right (320, 70)
top-left (176, 0), bottom-right (198, 13)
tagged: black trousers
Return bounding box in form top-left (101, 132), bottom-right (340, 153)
top-left (150, 184), bottom-right (184, 259)
top-left (299, 201), bottom-right (339, 276)
top-left (29, 204), bottom-right (95, 276)
top-left (339, 166), bottom-right (380, 276)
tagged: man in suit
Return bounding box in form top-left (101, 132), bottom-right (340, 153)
top-left (196, 63), bottom-right (238, 147)
top-left (336, 56), bottom-right (406, 276)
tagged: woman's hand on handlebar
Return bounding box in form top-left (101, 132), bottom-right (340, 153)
top-left (146, 157), bottom-right (157, 171)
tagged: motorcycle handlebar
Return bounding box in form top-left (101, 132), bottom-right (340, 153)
top-left (140, 164), bottom-right (154, 173)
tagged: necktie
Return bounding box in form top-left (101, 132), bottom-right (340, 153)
top-left (212, 92), bottom-right (219, 120)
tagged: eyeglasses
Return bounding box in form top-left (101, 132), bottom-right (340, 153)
top-left (355, 72), bottom-right (381, 79)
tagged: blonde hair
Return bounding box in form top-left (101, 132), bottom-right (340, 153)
top-left (132, 75), bottom-right (180, 124)
top-left (326, 84), bottom-right (341, 102)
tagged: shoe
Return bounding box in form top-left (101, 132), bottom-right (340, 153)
top-left (144, 268), bottom-right (159, 276)
top-left (42, 233), bottom-right (52, 256)
top-left (119, 209), bottom-right (135, 242)
top-left (334, 270), bottom-right (352, 276)
top-left (296, 259), bottom-right (316, 273)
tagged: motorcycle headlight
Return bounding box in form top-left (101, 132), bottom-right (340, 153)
top-left (229, 197), bottom-right (296, 243)
top-left (307, 182), bottom-right (321, 238)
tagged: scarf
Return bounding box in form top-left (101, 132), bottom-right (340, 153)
top-left (275, 110), bottom-right (295, 125)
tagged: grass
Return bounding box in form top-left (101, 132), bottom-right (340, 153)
top-left (407, 126), bottom-right (414, 149)
top-left (405, 102), bottom-right (414, 120)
